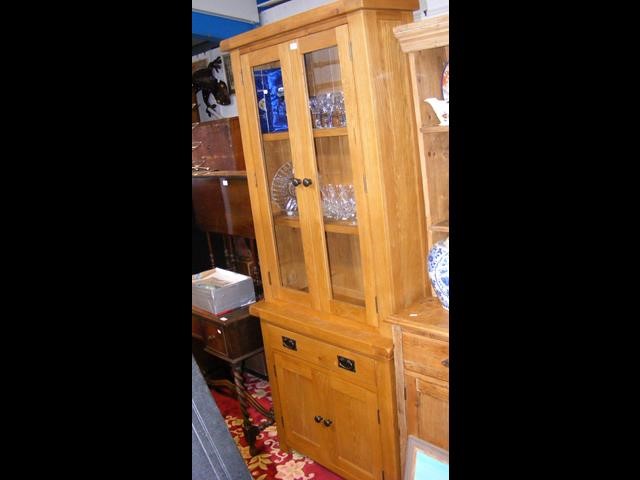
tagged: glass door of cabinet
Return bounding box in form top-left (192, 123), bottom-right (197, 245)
top-left (285, 27), bottom-right (375, 324)
top-left (240, 46), bottom-right (316, 306)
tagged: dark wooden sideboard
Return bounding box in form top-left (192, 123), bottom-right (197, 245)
top-left (191, 305), bottom-right (262, 363)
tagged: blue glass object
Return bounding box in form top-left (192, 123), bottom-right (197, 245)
top-left (254, 67), bottom-right (288, 133)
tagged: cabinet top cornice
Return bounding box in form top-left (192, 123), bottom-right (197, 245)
top-left (220, 0), bottom-right (419, 52)
top-left (393, 13), bottom-right (449, 52)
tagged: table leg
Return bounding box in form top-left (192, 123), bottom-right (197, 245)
top-left (232, 361), bottom-right (260, 456)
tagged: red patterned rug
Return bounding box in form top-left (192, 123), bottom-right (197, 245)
top-left (210, 372), bottom-right (343, 480)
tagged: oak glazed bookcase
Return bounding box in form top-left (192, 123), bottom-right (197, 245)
top-left (220, 2), bottom-right (426, 479)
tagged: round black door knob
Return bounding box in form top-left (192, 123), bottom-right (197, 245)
top-left (323, 419), bottom-right (333, 427)
top-left (291, 178), bottom-right (302, 187)
top-left (314, 415), bottom-right (323, 423)
top-left (302, 178), bottom-right (313, 187)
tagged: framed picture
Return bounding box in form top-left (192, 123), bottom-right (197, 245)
top-left (404, 436), bottom-right (449, 480)
top-left (222, 54), bottom-right (235, 94)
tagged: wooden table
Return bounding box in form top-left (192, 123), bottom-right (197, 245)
top-left (192, 304), bottom-right (274, 455)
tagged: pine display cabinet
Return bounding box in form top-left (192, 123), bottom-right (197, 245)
top-left (387, 13), bottom-right (450, 467)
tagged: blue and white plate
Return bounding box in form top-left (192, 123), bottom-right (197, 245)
top-left (427, 237), bottom-right (449, 311)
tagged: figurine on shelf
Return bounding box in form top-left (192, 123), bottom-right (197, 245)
top-left (427, 236), bottom-right (449, 311)
top-left (424, 98), bottom-right (449, 126)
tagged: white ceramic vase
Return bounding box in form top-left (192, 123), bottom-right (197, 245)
top-left (427, 237), bottom-right (449, 311)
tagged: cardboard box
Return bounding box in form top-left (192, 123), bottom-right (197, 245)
top-left (192, 268), bottom-right (256, 315)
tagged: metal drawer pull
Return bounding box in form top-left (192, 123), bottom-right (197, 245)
top-left (337, 355), bottom-right (356, 372)
top-left (282, 336), bottom-right (297, 351)
top-left (323, 419), bottom-right (333, 427)
top-left (314, 415), bottom-right (323, 423)
top-left (441, 358), bottom-right (449, 368)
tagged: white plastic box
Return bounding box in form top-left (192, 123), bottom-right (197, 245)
top-left (192, 268), bottom-right (256, 315)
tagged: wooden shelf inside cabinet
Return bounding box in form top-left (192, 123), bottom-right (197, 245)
top-left (323, 219), bottom-right (358, 235)
top-left (274, 215), bottom-right (359, 236)
top-left (312, 127), bottom-right (348, 138)
top-left (262, 132), bottom-right (290, 142)
top-left (421, 125), bottom-right (449, 134)
top-left (429, 220), bottom-right (449, 233)
top-left (273, 214), bottom-right (300, 229)
top-left (192, 170), bottom-right (248, 178)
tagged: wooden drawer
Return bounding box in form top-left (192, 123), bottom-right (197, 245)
top-left (200, 313), bottom-right (263, 361)
top-left (402, 331), bottom-right (449, 382)
top-left (203, 322), bottom-right (228, 356)
top-left (264, 323), bottom-right (376, 389)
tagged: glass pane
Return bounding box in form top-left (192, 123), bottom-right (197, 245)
top-left (325, 232), bottom-right (365, 307)
top-left (305, 47), bottom-right (346, 129)
top-left (304, 47), bottom-right (364, 307)
top-left (253, 61), bottom-right (308, 292)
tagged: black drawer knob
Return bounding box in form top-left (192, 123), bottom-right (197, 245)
top-left (302, 178), bottom-right (312, 187)
top-left (323, 419), bottom-right (333, 427)
top-left (291, 178), bottom-right (301, 187)
top-left (442, 358), bottom-right (449, 368)
top-left (337, 355), bottom-right (356, 372)
top-left (282, 336), bottom-right (297, 351)
top-left (314, 415), bottom-right (323, 423)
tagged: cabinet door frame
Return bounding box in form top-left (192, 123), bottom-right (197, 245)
top-left (239, 44), bottom-right (318, 308)
top-left (283, 26), bottom-right (377, 326)
top-left (272, 351), bottom-right (330, 463)
top-left (324, 374), bottom-right (384, 480)
top-left (405, 372), bottom-right (449, 451)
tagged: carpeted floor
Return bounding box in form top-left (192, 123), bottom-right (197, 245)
top-left (210, 372), bottom-right (343, 480)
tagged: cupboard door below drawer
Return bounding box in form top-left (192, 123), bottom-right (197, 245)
top-left (325, 376), bottom-right (382, 480)
top-left (273, 352), bottom-right (327, 464)
top-left (406, 375), bottom-right (449, 450)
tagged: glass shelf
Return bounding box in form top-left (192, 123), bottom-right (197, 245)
top-left (420, 125), bottom-right (449, 134)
